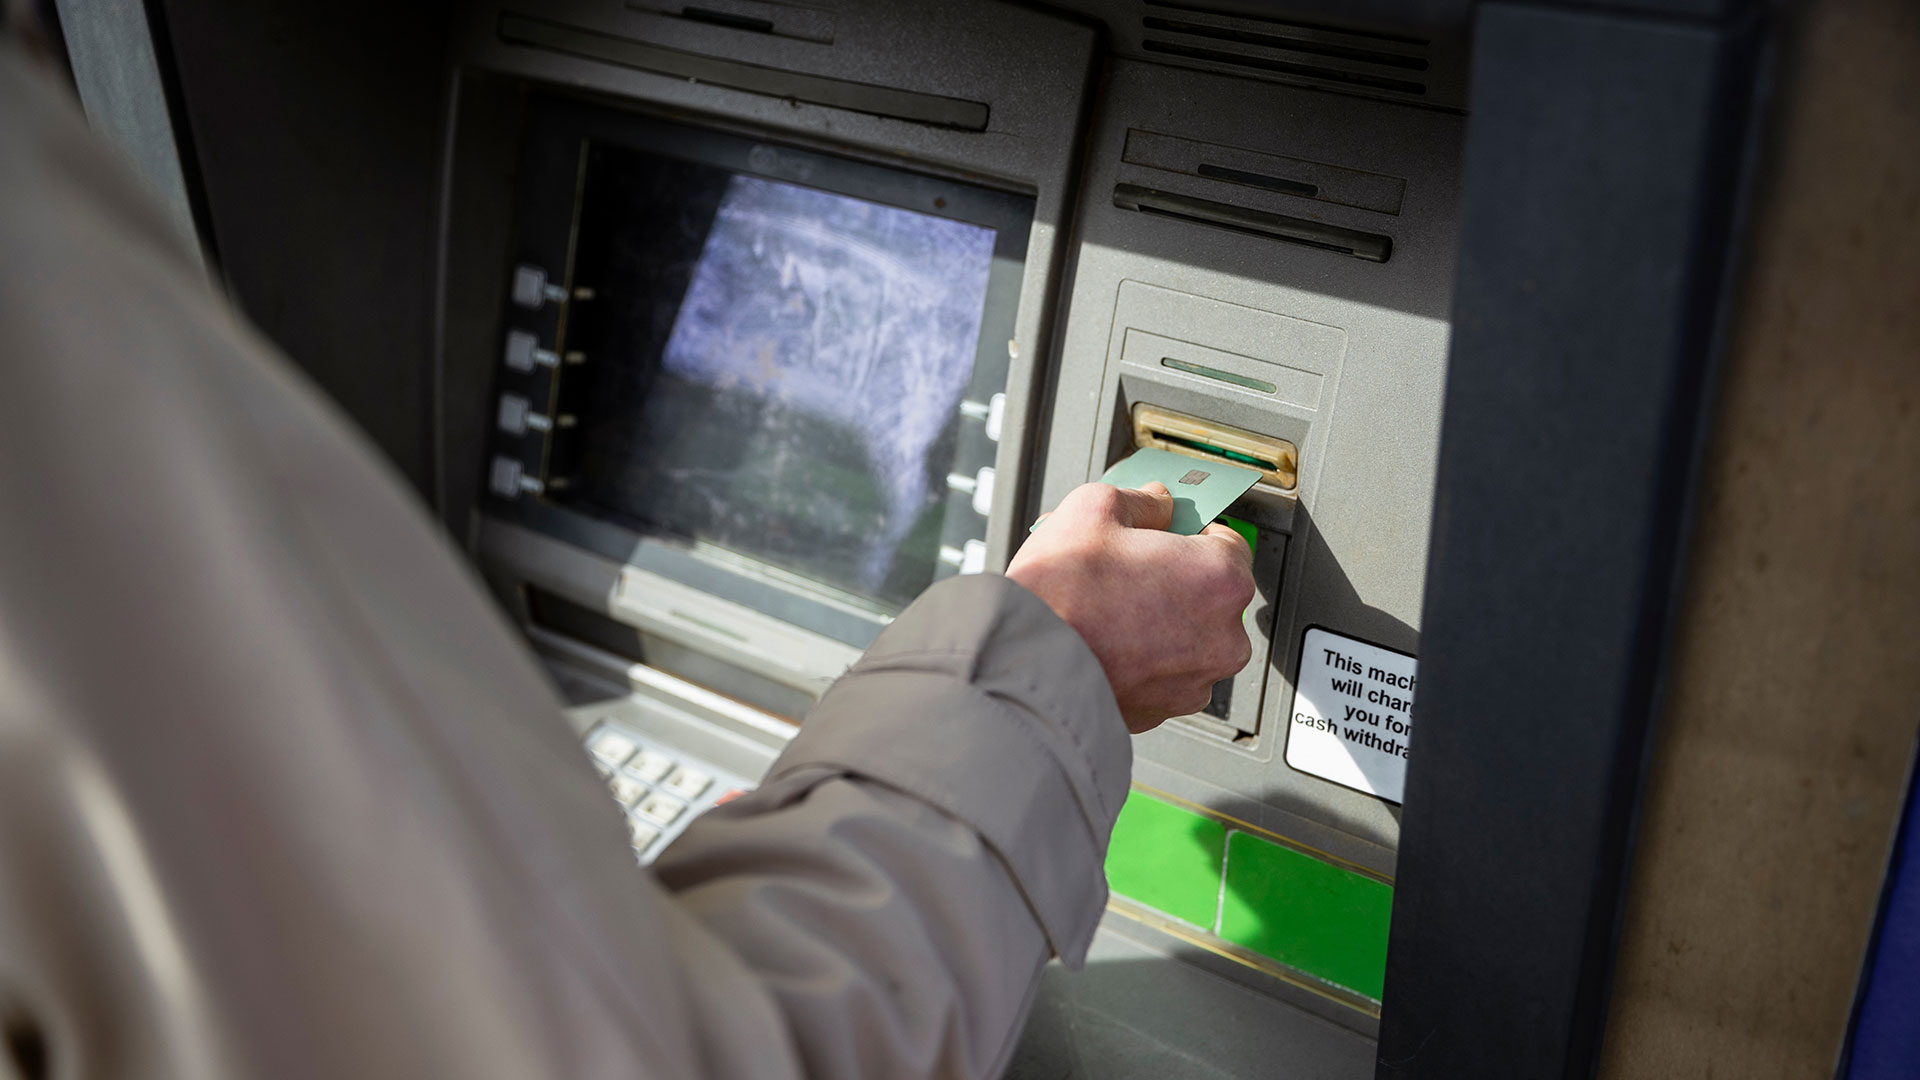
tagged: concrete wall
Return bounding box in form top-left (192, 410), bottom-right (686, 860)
top-left (1598, 0), bottom-right (1920, 1073)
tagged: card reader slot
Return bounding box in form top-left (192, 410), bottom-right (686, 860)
top-left (1112, 182), bottom-right (1392, 263)
top-left (1132, 403), bottom-right (1298, 492)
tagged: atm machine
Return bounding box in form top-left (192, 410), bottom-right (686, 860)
top-left (426, 3), bottom-right (1464, 1074)
top-left (57, 0), bottom-right (1774, 1074)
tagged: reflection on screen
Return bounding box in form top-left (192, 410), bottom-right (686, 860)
top-left (555, 144), bottom-right (997, 611)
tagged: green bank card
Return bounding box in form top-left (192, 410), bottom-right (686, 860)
top-left (1034, 447), bottom-right (1261, 535)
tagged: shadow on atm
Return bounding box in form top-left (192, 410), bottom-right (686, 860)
top-left (1003, 503), bottom-right (1418, 1079)
top-left (1253, 500), bottom-right (1416, 828)
top-left (1006, 950), bottom-right (1378, 1079)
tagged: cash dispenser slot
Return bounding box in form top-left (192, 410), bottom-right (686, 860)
top-left (1133, 402), bottom-right (1299, 493)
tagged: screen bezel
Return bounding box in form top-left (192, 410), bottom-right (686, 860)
top-left (484, 95), bottom-right (1036, 648)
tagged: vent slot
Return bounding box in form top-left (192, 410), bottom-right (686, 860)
top-left (1114, 183), bottom-right (1392, 263)
top-left (1124, 129), bottom-right (1406, 216)
top-left (1141, 39), bottom-right (1424, 96)
top-left (1144, 0), bottom-right (1428, 45)
top-left (1141, 16), bottom-right (1427, 71)
top-left (1139, 2), bottom-right (1433, 101)
top-left (681, 7), bottom-right (776, 34)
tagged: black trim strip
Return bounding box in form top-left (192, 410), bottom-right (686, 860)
top-left (1113, 182), bottom-right (1391, 262)
top-left (498, 13), bottom-right (989, 131)
top-left (1376, 3), bottom-right (1769, 1076)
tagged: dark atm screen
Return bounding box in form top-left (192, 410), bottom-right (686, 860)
top-left (550, 141), bottom-right (999, 612)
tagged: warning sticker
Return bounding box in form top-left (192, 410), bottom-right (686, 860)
top-left (1285, 628), bottom-right (1418, 804)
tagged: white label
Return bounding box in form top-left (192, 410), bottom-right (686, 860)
top-left (1285, 628), bottom-right (1417, 804)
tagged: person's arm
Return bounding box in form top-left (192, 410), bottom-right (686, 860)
top-left (0, 39), bottom-right (1252, 1080)
top-left (653, 485), bottom-right (1254, 1078)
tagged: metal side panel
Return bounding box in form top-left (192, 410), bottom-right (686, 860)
top-left (1377, 2), bottom-right (1768, 1076)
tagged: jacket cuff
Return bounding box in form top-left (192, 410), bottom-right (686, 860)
top-left (765, 574), bottom-right (1130, 965)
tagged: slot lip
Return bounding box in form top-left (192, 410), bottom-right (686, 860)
top-left (1112, 182), bottom-right (1393, 263)
top-left (1121, 128), bottom-right (1408, 217)
top-left (1159, 354), bottom-right (1281, 395)
top-left (1196, 162), bottom-right (1318, 198)
top-left (1132, 402), bottom-right (1299, 494)
top-left (1141, 0), bottom-right (1430, 47)
top-left (680, 6), bottom-right (777, 35)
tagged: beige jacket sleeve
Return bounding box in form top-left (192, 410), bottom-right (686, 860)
top-left (0, 40), bottom-right (1130, 1080)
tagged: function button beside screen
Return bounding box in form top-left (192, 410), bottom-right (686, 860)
top-left (971, 467), bottom-right (995, 517)
top-left (503, 329), bottom-right (559, 373)
top-left (488, 456), bottom-right (525, 498)
top-left (497, 394), bottom-right (530, 435)
top-left (626, 817), bottom-right (661, 850)
top-left (946, 466), bottom-right (996, 515)
top-left (496, 394), bottom-right (553, 436)
top-left (958, 392), bottom-right (1008, 442)
top-left (587, 728), bottom-right (637, 767)
top-left (662, 767), bottom-right (712, 800)
top-left (627, 749), bottom-right (674, 784)
top-left (637, 792), bottom-right (687, 826)
top-left (960, 539), bottom-right (987, 575)
top-left (510, 263), bottom-right (567, 308)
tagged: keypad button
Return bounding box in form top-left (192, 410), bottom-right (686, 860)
top-left (587, 728), bottom-right (636, 767)
top-left (607, 774), bottom-right (646, 808)
top-left (636, 792), bottom-right (687, 826)
top-left (626, 817), bottom-right (661, 850)
top-left (663, 767), bottom-right (712, 800)
top-left (593, 761), bottom-right (613, 779)
top-left (628, 749), bottom-right (673, 783)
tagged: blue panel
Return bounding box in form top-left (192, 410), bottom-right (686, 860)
top-left (1845, 765), bottom-right (1920, 1080)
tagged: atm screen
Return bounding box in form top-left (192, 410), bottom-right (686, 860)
top-left (550, 141), bottom-right (1000, 612)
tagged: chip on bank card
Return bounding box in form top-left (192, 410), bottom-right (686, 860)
top-left (1032, 447), bottom-right (1262, 536)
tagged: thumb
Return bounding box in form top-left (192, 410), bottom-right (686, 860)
top-left (1114, 481), bottom-right (1174, 531)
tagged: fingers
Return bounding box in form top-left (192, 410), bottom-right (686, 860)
top-left (1200, 521), bottom-right (1254, 563)
top-left (1111, 482), bottom-right (1174, 531)
top-left (1178, 682), bottom-right (1218, 718)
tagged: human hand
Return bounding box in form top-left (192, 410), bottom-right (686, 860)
top-left (1006, 482), bottom-right (1256, 734)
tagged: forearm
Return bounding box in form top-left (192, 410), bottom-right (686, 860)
top-left (651, 574), bottom-right (1130, 1079)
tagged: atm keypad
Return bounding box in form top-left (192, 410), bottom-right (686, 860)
top-left (583, 722), bottom-right (754, 864)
